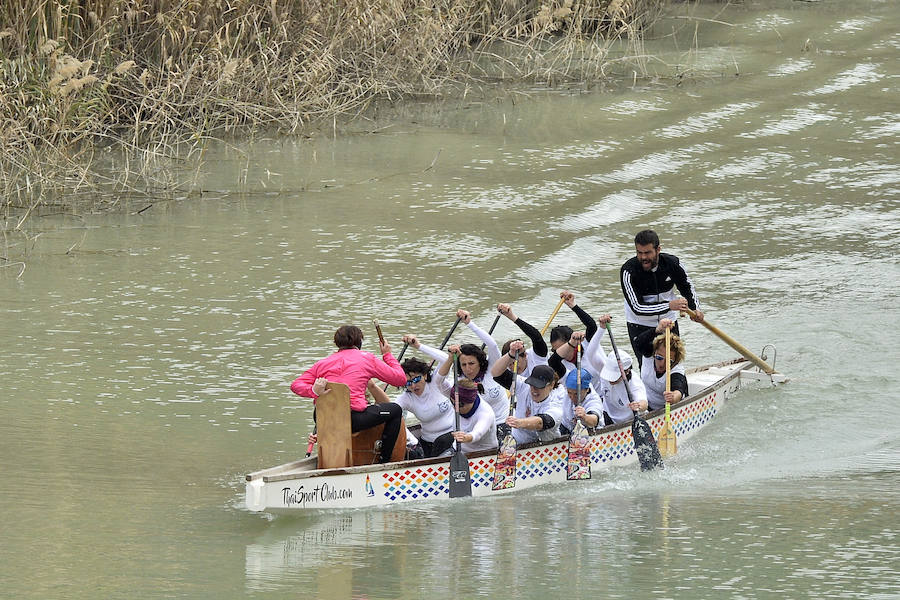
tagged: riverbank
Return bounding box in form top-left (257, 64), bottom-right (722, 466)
top-left (1, 0), bottom-right (664, 243)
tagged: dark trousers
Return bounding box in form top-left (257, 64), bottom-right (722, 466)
top-left (626, 321), bottom-right (680, 369)
top-left (420, 432), bottom-right (455, 458)
top-left (350, 403), bottom-right (402, 463)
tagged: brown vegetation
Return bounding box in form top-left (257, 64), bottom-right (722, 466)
top-left (0, 0), bottom-right (665, 254)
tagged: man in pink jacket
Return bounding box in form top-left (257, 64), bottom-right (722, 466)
top-left (291, 325), bottom-right (406, 463)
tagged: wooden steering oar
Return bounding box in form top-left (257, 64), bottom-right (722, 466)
top-left (681, 308), bottom-right (775, 374)
top-left (657, 328), bottom-right (677, 458)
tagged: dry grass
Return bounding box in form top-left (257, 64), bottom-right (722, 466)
top-left (0, 0), bottom-right (667, 258)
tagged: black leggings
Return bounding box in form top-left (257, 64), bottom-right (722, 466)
top-left (627, 320), bottom-right (680, 369)
top-left (350, 403), bottom-right (402, 463)
top-left (419, 432), bottom-right (455, 458)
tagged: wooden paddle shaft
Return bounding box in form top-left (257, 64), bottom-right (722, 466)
top-left (665, 328), bottom-right (671, 394)
top-left (540, 297), bottom-right (567, 336)
top-left (373, 320), bottom-right (386, 345)
top-left (681, 308), bottom-right (775, 374)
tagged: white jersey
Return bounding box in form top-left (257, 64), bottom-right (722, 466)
top-left (512, 380), bottom-right (566, 444)
top-left (598, 375), bottom-right (648, 424)
top-left (458, 400), bottom-right (498, 454)
top-left (640, 359), bottom-right (686, 412)
top-left (433, 368), bottom-right (508, 426)
top-left (393, 381), bottom-right (455, 443)
top-left (559, 387), bottom-right (604, 434)
top-left (422, 333), bottom-right (508, 424)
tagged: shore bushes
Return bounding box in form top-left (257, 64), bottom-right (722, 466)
top-left (0, 0), bottom-right (665, 241)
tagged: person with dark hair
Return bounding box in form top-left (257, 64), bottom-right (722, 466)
top-left (496, 303), bottom-right (549, 378)
top-left (290, 324), bottom-right (406, 463)
top-left (634, 319), bottom-right (689, 411)
top-left (620, 229), bottom-right (704, 367)
top-left (548, 290), bottom-right (598, 371)
top-left (390, 357), bottom-right (455, 457)
top-left (505, 364), bottom-right (565, 444)
top-left (437, 340), bottom-right (508, 434)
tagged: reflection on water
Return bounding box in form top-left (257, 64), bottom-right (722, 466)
top-left (245, 477), bottom-right (900, 599)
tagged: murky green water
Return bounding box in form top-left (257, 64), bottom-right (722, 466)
top-left (2, 1), bottom-right (898, 598)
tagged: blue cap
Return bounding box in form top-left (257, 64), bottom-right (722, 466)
top-left (565, 368), bottom-right (592, 390)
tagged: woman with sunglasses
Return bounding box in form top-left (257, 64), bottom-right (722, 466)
top-left (634, 318), bottom-right (689, 411)
top-left (449, 378), bottom-right (498, 454)
top-left (390, 357), bottom-right (456, 458)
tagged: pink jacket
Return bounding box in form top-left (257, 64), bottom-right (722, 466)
top-left (290, 348), bottom-right (406, 411)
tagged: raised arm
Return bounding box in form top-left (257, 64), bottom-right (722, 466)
top-left (499, 304), bottom-right (549, 358)
top-left (408, 332), bottom-right (449, 366)
top-left (561, 290), bottom-right (597, 341)
top-left (490, 340), bottom-right (525, 389)
top-left (582, 314), bottom-right (610, 362)
top-left (459, 309), bottom-right (501, 365)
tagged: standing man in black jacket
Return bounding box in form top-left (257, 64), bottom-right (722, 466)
top-left (620, 230), bottom-right (704, 367)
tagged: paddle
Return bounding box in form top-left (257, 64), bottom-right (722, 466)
top-left (681, 308), bottom-right (776, 374)
top-left (448, 352), bottom-right (473, 498)
top-left (566, 343), bottom-right (591, 480)
top-left (491, 351), bottom-right (519, 491)
top-left (605, 324), bottom-right (663, 471)
top-left (481, 313), bottom-right (502, 351)
top-left (540, 297), bottom-right (567, 336)
top-left (306, 424), bottom-right (316, 457)
top-left (657, 327), bottom-right (677, 458)
top-left (428, 316), bottom-right (463, 371)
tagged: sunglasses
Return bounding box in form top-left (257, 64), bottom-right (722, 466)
top-left (654, 354), bottom-right (665, 361)
top-left (405, 375), bottom-right (423, 386)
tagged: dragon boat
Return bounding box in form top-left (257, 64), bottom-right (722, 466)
top-left (245, 355), bottom-right (786, 513)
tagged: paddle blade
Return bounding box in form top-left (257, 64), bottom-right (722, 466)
top-left (657, 422), bottom-right (677, 458)
top-left (491, 434), bottom-right (517, 490)
top-left (657, 404), bottom-right (677, 458)
top-left (632, 415), bottom-right (663, 471)
top-left (566, 421), bottom-right (592, 480)
top-left (449, 449), bottom-right (473, 498)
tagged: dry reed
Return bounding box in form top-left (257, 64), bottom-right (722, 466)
top-left (1, 0), bottom-right (667, 256)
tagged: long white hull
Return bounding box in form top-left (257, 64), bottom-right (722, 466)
top-left (245, 358), bottom-right (775, 513)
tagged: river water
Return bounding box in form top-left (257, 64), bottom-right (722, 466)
top-left (2, 1), bottom-right (898, 598)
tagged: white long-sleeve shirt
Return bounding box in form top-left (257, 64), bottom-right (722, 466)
top-left (393, 381), bottom-right (455, 443)
top-left (458, 401), bottom-right (498, 454)
top-left (559, 387), bottom-right (604, 434)
top-left (511, 381), bottom-right (566, 444)
top-left (598, 375), bottom-right (648, 424)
